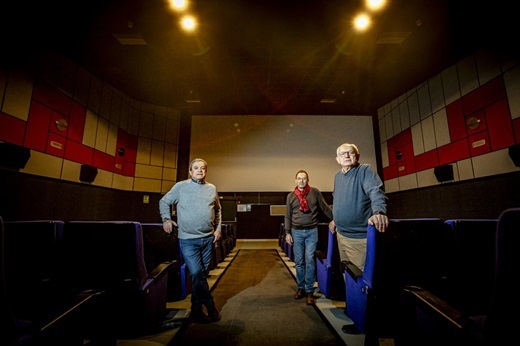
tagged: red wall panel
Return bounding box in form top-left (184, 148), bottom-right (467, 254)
top-left (447, 99), bottom-right (466, 142)
top-left (462, 77), bottom-right (506, 115)
top-left (24, 101), bottom-right (51, 151)
top-left (68, 102), bottom-right (86, 142)
top-left (93, 150), bottom-right (115, 172)
top-left (64, 139), bottom-right (94, 165)
top-left (485, 99), bottom-right (515, 150)
top-left (438, 139), bottom-right (470, 165)
top-left (0, 112), bottom-right (26, 145)
top-left (414, 149), bottom-right (439, 172)
top-left (46, 132), bottom-right (66, 158)
top-left (468, 132), bottom-right (491, 157)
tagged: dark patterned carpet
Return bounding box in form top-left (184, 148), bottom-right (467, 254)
top-left (173, 249), bottom-right (341, 346)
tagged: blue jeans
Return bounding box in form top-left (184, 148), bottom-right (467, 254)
top-left (179, 235), bottom-right (215, 309)
top-left (292, 228), bottom-right (318, 293)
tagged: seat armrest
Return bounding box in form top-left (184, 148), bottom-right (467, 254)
top-left (39, 289), bottom-right (106, 335)
top-left (343, 260), bottom-right (363, 279)
top-left (315, 250), bottom-right (327, 262)
top-left (402, 285), bottom-right (476, 330)
top-left (141, 261), bottom-right (176, 290)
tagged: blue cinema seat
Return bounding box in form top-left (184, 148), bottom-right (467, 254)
top-left (141, 223), bottom-right (191, 301)
top-left (343, 218), bottom-right (451, 342)
top-left (401, 209), bottom-right (520, 346)
top-left (60, 221), bottom-right (175, 338)
top-left (315, 224), bottom-right (345, 300)
top-left (1, 219), bottom-right (106, 345)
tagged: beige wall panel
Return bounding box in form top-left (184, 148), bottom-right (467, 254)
top-left (161, 180), bottom-right (175, 194)
top-left (0, 69), bottom-right (6, 107)
top-left (381, 141), bottom-right (389, 168)
top-left (416, 168), bottom-right (439, 188)
top-left (417, 83), bottom-right (432, 120)
top-left (2, 70), bottom-right (33, 121)
top-left (128, 105), bottom-right (141, 136)
top-left (455, 158), bottom-right (475, 181)
top-left (433, 108), bottom-right (450, 147)
top-left (134, 177), bottom-right (162, 193)
top-left (153, 107), bottom-right (167, 141)
top-left (472, 149), bottom-right (519, 178)
top-left (139, 110), bottom-right (154, 139)
top-left (112, 174), bottom-right (134, 191)
top-left (151, 140), bottom-right (165, 166)
top-left (421, 116), bottom-right (436, 152)
top-left (164, 143), bottom-right (178, 168)
top-left (458, 55), bottom-right (479, 97)
top-left (100, 84), bottom-right (113, 120)
top-left (504, 65), bottom-right (520, 120)
top-left (83, 109), bottom-right (98, 148)
top-left (135, 163), bottom-right (162, 179)
top-left (392, 106), bottom-right (401, 134)
top-left (87, 77), bottom-right (102, 114)
top-left (165, 110), bottom-right (180, 144)
top-left (411, 122), bottom-right (425, 156)
top-left (442, 65), bottom-right (461, 106)
top-left (136, 137), bottom-right (151, 164)
top-left (475, 49), bottom-right (501, 86)
top-left (399, 99), bottom-right (410, 131)
top-left (91, 169), bottom-right (114, 188)
top-left (428, 74), bottom-right (445, 114)
top-left (162, 167), bottom-right (177, 181)
top-left (383, 177), bottom-right (399, 193)
top-left (20, 151), bottom-right (63, 179)
top-left (398, 173), bottom-right (418, 191)
top-left (94, 117), bottom-right (109, 152)
top-left (61, 159), bottom-right (82, 183)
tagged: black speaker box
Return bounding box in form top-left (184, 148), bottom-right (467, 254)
top-left (508, 144), bottom-right (520, 167)
top-left (434, 164), bottom-right (454, 183)
top-left (80, 164), bottom-right (98, 183)
top-left (0, 142), bottom-right (31, 170)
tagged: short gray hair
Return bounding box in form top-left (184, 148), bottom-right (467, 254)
top-left (189, 158), bottom-right (207, 171)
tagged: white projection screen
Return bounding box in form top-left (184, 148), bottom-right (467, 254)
top-left (190, 115), bottom-right (376, 192)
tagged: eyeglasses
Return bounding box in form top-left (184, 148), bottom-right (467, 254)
top-left (338, 150), bottom-right (357, 157)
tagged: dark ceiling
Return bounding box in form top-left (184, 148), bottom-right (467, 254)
top-left (2, 0), bottom-right (515, 116)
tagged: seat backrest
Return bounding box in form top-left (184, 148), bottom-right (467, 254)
top-left (2, 220), bottom-right (65, 320)
top-left (363, 218), bottom-right (452, 337)
top-left (484, 208), bottom-right (520, 343)
top-left (444, 219), bottom-right (498, 315)
top-left (61, 221), bottom-right (146, 292)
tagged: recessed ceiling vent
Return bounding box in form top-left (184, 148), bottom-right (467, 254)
top-left (376, 31), bottom-right (411, 44)
top-left (112, 33), bottom-right (148, 46)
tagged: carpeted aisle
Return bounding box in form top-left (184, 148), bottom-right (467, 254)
top-left (174, 249), bottom-right (341, 346)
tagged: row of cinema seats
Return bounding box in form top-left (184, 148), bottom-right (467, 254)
top-left (1, 219), bottom-right (176, 345)
top-left (279, 209), bottom-right (519, 345)
top-left (342, 208), bottom-right (520, 346)
top-left (1, 218), bottom-right (235, 345)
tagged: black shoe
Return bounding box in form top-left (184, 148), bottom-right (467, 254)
top-left (207, 305), bottom-right (221, 322)
top-left (294, 289), bottom-right (305, 300)
top-left (306, 292), bottom-right (315, 305)
top-left (190, 308), bottom-right (211, 324)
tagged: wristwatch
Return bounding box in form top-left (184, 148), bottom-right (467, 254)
top-left (375, 211), bottom-right (386, 216)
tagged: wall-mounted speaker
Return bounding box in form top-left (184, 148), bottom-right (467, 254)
top-left (80, 164), bottom-right (98, 183)
top-left (0, 142), bottom-right (31, 170)
top-left (434, 164), bottom-right (454, 183)
top-left (508, 143), bottom-right (520, 167)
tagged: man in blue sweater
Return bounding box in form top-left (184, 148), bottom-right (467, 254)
top-left (329, 143), bottom-right (389, 271)
top-left (160, 158), bottom-right (222, 324)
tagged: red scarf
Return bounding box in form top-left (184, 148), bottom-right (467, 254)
top-left (294, 185), bottom-right (311, 213)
